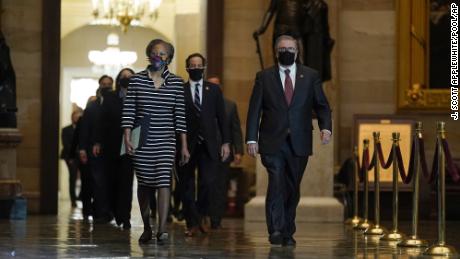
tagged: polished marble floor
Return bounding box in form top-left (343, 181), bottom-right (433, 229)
top-left (1, 203), bottom-right (460, 258)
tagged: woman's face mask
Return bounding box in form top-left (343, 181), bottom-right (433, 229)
top-left (149, 55), bottom-right (166, 71)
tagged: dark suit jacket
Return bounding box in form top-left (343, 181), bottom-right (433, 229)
top-left (94, 91), bottom-right (124, 159)
top-left (217, 98), bottom-right (244, 163)
top-left (60, 125), bottom-right (75, 159)
top-left (183, 81), bottom-right (230, 160)
top-left (69, 118), bottom-right (82, 160)
top-left (79, 98), bottom-right (102, 153)
top-left (246, 64), bottom-right (332, 156)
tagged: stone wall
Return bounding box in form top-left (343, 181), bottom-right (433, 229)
top-left (1, 0), bottom-right (43, 213)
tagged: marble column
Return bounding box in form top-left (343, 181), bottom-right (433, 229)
top-left (244, 119), bottom-right (343, 222)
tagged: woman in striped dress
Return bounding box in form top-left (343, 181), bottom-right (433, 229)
top-left (122, 39), bottom-right (190, 244)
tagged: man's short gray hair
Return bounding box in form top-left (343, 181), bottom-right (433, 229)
top-left (274, 35), bottom-right (298, 50)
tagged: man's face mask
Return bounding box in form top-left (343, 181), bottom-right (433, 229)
top-left (187, 68), bottom-right (205, 81)
top-left (277, 51), bottom-right (296, 66)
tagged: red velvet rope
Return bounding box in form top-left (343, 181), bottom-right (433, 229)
top-left (376, 142), bottom-right (393, 169)
top-left (395, 144), bottom-right (413, 184)
top-left (356, 148), bottom-right (370, 183)
top-left (441, 139), bottom-right (460, 183)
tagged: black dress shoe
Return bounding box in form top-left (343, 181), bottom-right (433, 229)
top-left (156, 232), bottom-right (169, 245)
top-left (269, 231), bottom-right (283, 245)
top-left (139, 229), bottom-right (153, 244)
top-left (122, 221), bottom-right (131, 230)
top-left (282, 237), bottom-right (296, 246)
top-left (175, 211), bottom-right (184, 221)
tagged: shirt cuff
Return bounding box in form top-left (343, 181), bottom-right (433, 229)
top-left (321, 129), bottom-right (332, 135)
top-left (246, 141), bottom-right (257, 144)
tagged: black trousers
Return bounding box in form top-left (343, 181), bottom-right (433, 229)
top-left (260, 138), bottom-right (309, 237)
top-left (210, 161), bottom-right (230, 224)
top-left (111, 155), bottom-right (134, 223)
top-left (178, 143), bottom-right (218, 228)
top-left (88, 155), bottom-right (111, 219)
top-left (64, 159), bottom-right (79, 204)
top-left (79, 162), bottom-right (93, 217)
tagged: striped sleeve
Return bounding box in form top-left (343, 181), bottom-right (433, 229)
top-left (121, 78), bottom-right (137, 129)
top-left (174, 81), bottom-right (187, 133)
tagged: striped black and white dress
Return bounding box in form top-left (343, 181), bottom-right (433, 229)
top-left (121, 68), bottom-right (186, 188)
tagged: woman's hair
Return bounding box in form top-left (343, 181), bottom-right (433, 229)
top-left (145, 39), bottom-right (175, 64)
top-left (115, 67), bottom-right (135, 91)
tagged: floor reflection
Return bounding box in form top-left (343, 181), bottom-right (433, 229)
top-left (0, 202), bottom-right (459, 258)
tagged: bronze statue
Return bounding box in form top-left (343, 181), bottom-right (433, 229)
top-left (254, 0), bottom-right (334, 82)
top-left (0, 31), bottom-right (17, 128)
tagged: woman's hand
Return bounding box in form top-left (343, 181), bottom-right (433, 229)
top-left (124, 129), bottom-right (134, 155)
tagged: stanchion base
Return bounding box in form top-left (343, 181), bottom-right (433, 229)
top-left (381, 230), bottom-right (405, 241)
top-left (398, 236), bottom-right (428, 248)
top-left (364, 225), bottom-right (387, 236)
top-left (354, 220), bottom-right (373, 231)
top-left (345, 216), bottom-right (362, 226)
top-left (424, 244), bottom-right (458, 256)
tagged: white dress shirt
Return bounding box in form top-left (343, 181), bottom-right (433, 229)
top-left (189, 79), bottom-right (204, 105)
top-left (279, 63), bottom-right (297, 90)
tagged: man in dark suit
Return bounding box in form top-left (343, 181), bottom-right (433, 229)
top-left (207, 76), bottom-right (244, 229)
top-left (60, 110), bottom-right (82, 208)
top-left (178, 53), bottom-right (230, 236)
top-left (246, 34), bottom-right (332, 246)
top-left (79, 75), bottom-right (114, 223)
top-left (93, 68), bottom-right (135, 229)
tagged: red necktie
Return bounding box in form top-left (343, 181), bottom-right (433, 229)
top-left (284, 69), bottom-right (293, 106)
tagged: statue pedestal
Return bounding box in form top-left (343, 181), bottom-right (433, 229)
top-left (245, 120), bottom-right (343, 223)
top-left (0, 128), bottom-right (22, 197)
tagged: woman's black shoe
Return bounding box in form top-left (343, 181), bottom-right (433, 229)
top-left (139, 229), bottom-right (153, 244)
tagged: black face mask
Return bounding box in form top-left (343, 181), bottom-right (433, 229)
top-left (277, 51), bottom-right (296, 66)
top-left (188, 68), bottom-right (204, 81)
top-left (119, 77), bottom-right (130, 88)
top-left (100, 87), bottom-right (111, 96)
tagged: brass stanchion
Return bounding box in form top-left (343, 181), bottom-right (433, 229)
top-left (355, 140), bottom-right (373, 231)
top-left (364, 132), bottom-right (387, 236)
top-left (345, 146), bottom-right (362, 226)
top-left (424, 122), bottom-right (458, 256)
top-left (399, 122), bottom-right (428, 248)
top-left (381, 132), bottom-right (405, 241)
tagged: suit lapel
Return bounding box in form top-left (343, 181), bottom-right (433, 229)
top-left (201, 81), bottom-right (210, 112)
top-left (271, 66), bottom-right (288, 108)
top-left (290, 65), bottom-right (307, 107)
top-left (184, 82), bottom-right (193, 107)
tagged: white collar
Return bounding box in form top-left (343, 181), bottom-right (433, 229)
top-left (189, 79), bottom-right (203, 87)
top-left (278, 63), bottom-right (296, 73)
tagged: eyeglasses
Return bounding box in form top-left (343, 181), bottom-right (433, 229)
top-left (277, 47), bottom-right (297, 53)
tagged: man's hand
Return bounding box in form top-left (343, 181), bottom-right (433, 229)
top-left (233, 154), bottom-right (242, 165)
top-left (79, 150), bottom-right (88, 164)
top-left (247, 143), bottom-right (259, 157)
top-left (180, 147), bottom-right (190, 166)
top-left (221, 143), bottom-right (230, 162)
top-left (92, 143), bottom-right (101, 157)
top-left (320, 130), bottom-right (332, 145)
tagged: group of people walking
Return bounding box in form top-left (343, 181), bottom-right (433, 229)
top-left (61, 34), bottom-right (332, 247)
